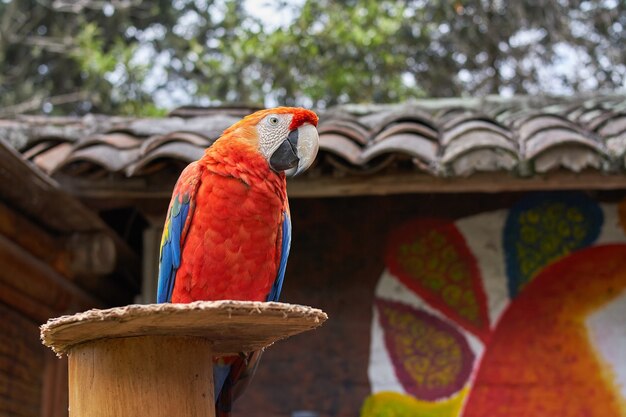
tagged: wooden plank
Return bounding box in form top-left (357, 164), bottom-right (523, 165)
top-left (0, 235), bottom-right (103, 323)
top-left (287, 171), bottom-right (626, 197)
top-left (0, 201), bottom-right (72, 277)
top-left (0, 397), bottom-right (40, 417)
top-left (0, 281), bottom-right (56, 327)
top-left (41, 353), bottom-right (68, 417)
top-left (0, 140), bottom-right (107, 233)
top-left (0, 303), bottom-right (44, 417)
top-left (0, 366), bottom-right (41, 398)
top-left (0, 141), bottom-right (141, 291)
top-left (0, 360), bottom-right (46, 395)
top-left (56, 170), bottom-right (626, 203)
top-left (0, 201), bottom-right (119, 281)
top-left (0, 326), bottom-right (37, 362)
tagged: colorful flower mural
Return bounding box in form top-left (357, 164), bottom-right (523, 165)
top-left (364, 193), bottom-right (626, 417)
top-left (362, 390), bottom-right (467, 417)
top-left (375, 299), bottom-right (474, 400)
top-left (503, 192), bottom-right (603, 297)
top-left (464, 245), bottom-right (626, 416)
top-left (385, 220), bottom-right (490, 342)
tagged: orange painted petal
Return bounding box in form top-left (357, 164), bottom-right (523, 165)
top-left (464, 245), bottom-right (626, 416)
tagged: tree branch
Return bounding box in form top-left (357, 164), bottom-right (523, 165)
top-left (0, 91), bottom-right (90, 116)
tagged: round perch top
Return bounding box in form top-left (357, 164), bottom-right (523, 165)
top-left (40, 300), bottom-right (327, 356)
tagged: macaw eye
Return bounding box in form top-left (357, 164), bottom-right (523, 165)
top-left (268, 116), bottom-right (279, 126)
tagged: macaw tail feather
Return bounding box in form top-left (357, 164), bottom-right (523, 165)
top-left (215, 350), bottom-right (263, 416)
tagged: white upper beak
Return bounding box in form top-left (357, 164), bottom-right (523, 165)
top-left (286, 123), bottom-right (319, 177)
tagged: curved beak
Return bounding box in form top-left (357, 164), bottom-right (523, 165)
top-left (286, 123), bottom-right (319, 177)
top-left (269, 123), bottom-right (319, 176)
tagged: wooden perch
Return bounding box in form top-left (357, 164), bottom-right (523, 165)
top-left (40, 301), bottom-right (327, 417)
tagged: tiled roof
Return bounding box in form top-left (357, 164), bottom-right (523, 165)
top-left (3, 97), bottom-right (626, 185)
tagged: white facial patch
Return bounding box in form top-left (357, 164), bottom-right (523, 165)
top-left (256, 114), bottom-right (293, 159)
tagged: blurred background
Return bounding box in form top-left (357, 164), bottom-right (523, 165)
top-left (0, 0), bottom-right (624, 116)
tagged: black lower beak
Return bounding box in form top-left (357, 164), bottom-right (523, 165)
top-left (269, 129), bottom-right (300, 172)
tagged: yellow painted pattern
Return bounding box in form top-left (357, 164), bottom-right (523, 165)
top-left (514, 203), bottom-right (589, 289)
top-left (361, 389), bottom-right (468, 417)
top-left (377, 304), bottom-right (469, 395)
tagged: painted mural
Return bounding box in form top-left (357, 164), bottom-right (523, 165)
top-left (363, 192), bottom-right (626, 417)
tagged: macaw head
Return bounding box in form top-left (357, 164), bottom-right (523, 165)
top-left (222, 107), bottom-right (319, 176)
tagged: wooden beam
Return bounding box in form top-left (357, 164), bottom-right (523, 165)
top-left (41, 353), bottom-right (68, 417)
top-left (0, 141), bottom-right (141, 291)
top-left (0, 201), bottom-right (71, 277)
top-left (0, 140), bottom-right (109, 233)
top-left (287, 171), bottom-right (626, 197)
top-left (0, 235), bottom-right (104, 322)
top-left (0, 201), bottom-right (116, 275)
top-left (59, 170), bottom-right (626, 201)
top-left (0, 303), bottom-right (45, 417)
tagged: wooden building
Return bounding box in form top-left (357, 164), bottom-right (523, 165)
top-left (1, 96), bottom-right (625, 416)
top-left (0, 142), bottom-right (138, 417)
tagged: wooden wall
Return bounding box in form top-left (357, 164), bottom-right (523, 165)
top-left (0, 205), bottom-right (104, 417)
top-left (0, 141), bottom-right (141, 416)
top-left (0, 303), bottom-right (45, 417)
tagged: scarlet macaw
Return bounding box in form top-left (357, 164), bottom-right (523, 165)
top-left (156, 107), bottom-right (319, 416)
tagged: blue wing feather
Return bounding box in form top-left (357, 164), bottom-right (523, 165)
top-left (156, 243), bottom-right (174, 303)
top-left (157, 200), bottom-right (191, 303)
top-left (213, 364), bottom-right (232, 400)
top-left (266, 210), bottom-right (291, 302)
top-left (156, 162), bottom-right (201, 303)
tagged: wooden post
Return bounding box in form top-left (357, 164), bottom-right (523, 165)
top-left (69, 336), bottom-right (215, 417)
top-left (41, 301), bottom-right (327, 417)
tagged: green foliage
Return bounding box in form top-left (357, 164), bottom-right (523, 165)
top-left (0, 0), bottom-right (180, 115)
top-left (257, 0), bottom-right (425, 107)
top-left (0, 0), bottom-right (623, 115)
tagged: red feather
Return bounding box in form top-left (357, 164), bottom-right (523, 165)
top-left (288, 108), bottom-right (318, 130)
top-left (171, 140), bottom-right (286, 303)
